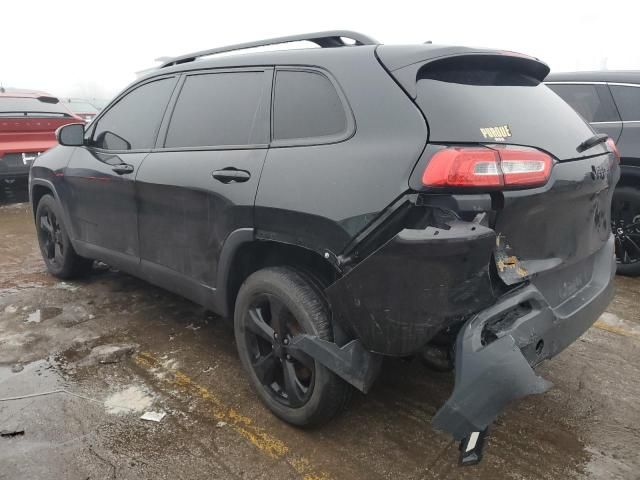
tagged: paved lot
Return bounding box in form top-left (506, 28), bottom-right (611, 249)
top-left (1, 185), bottom-right (639, 480)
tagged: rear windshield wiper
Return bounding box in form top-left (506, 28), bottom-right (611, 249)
top-left (576, 133), bottom-right (609, 153)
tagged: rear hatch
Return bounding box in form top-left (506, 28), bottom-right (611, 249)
top-left (377, 46), bottom-right (619, 304)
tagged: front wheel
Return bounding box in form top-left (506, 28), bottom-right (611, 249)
top-left (234, 267), bottom-right (350, 427)
top-left (35, 194), bottom-right (93, 279)
top-left (612, 186), bottom-right (640, 276)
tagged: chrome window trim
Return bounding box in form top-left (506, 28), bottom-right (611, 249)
top-left (544, 81), bottom-right (607, 85)
top-left (609, 83), bottom-right (640, 88)
top-left (545, 81), bottom-right (640, 88)
top-left (591, 120), bottom-right (640, 125)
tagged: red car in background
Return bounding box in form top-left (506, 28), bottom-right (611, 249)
top-left (0, 89), bottom-right (84, 185)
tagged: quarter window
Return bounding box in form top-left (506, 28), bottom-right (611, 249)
top-left (273, 70), bottom-right (347, 141)
top-left (547, 84), bottom-right (619, 123)
top-left (610, 85), bottom-right (640, 121)
top-left (164, 71), bottom-right (269, 148)
top-left (92, 78), bottom-right (175, 150)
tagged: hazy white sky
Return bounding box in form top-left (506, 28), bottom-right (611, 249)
top-left (2, 0), bottom-right (639, 100)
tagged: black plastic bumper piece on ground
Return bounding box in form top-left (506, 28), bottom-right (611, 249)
top-left (288, 335), bottom-right (382, 393)
top-left (433, 236), bottom-right (615, 446)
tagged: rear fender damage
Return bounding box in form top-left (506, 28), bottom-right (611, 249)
top-left (286, 198), bottom-right (501, 394)
top-left (327, 212), bottom-right (498, 356)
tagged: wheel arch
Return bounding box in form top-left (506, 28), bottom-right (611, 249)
top-left (30, 178), bottom-right (81, 244)
top-left (30, 179), bottom-right (59, 217)
top-left (216, 230), bottom-right (341, 318)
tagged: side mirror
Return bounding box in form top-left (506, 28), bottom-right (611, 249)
top-left (56, 123), bottom-right (85, 146)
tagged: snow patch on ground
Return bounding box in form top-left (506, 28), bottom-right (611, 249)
top-left (105, 385), bottom-right (154, 415)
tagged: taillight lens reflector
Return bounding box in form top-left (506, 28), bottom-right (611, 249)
top-left (422, 146), bottom-right (552, 189)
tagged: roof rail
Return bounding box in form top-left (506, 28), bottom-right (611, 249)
top-left (158, 30), bottom-right (378, 68)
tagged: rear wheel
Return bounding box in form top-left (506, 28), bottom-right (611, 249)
top-left (612, 186), bottom-right (640, 276)
top-left (234, 267), bottom-right (350, 427)
top-left (35, 194), bottom-right (93, 279)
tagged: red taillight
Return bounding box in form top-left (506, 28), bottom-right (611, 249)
top-left (422, 146), bottom-right (553, 189)
top-left (605, 138), bottom-right (620, 163)
top-left (421, 148), bottom-right (502, 187)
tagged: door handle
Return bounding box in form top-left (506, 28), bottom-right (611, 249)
top-left (212, 168), bottom-right (251, 184)
top-left (112, 163), bottom-right (134, 175)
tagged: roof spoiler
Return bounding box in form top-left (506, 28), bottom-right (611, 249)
top-left (377, 46), bottom-right (550, 99)
top-left (36, 95), bottom-right (60, 104)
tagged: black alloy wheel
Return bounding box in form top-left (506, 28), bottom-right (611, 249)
top-left (243, 293), bottom-right (315, 407)
top-left (37, 204), bottom-right (65, 270)
top-left (234, 267), bottom-right (351, 427)
top-left (34, 194), bottom-right (93, 279)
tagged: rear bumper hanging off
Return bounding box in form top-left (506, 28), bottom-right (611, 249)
top-left (432, 236), bottom-right (615, 441)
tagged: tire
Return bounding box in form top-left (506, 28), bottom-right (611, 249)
top-left (234, 266), bottom-right (350, 427)
top-left (35, 194), bottom-right (93, 279)
top-left (612, 186), bottom-right (640, 276)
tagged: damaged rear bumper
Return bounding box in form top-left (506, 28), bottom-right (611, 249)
top-left (327, 217), bottom-right (499, 355)
top-left (432, 235), bottom-right (615, 440)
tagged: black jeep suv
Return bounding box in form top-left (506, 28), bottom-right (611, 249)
top-left (546, 71), bottom-right (640, 275)
top-left (30, 31), bottom-right (618, 465)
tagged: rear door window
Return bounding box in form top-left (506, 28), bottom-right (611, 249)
top-left (609, 85), bottom-right (640, 121)
top-left (92, 77), bottom-right (176, 150)
top-left (164, 71), bottom-right (270, 148)
top-left (272, 70), bottom-right (348, 142)
top-left (547, 84), bottom-right (620, 122)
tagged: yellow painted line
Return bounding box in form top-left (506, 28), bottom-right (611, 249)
top-left (134, 352), bottom-right (331, 480)
top-left (593, 321), bottom-right (640, 340)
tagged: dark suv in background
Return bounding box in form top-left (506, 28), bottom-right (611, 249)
top-left (546, 72), bottom-right (640, 274)
top-left (29, 31), bottom-right (619, 465)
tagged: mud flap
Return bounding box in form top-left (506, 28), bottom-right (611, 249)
top-left (432, 329), bottom-right (552, 440)
top-left (288, 335), bottom-right (383, 393)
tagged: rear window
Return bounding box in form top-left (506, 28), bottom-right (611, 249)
top-left (165, 71), bottom-right (269, 148)
top-left (610, 85), bottom-right (640, 121)
top-left (546, 84), bottom-right (619, 123)
top-left (0, 97), bottom-right (72, 117)
top-left (273, 70), bottom-right (347, 141)
top-left (414, 59), bottom-right (595, 160)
